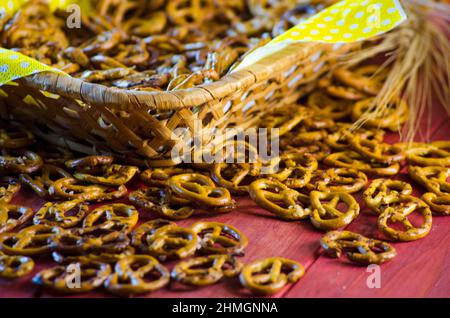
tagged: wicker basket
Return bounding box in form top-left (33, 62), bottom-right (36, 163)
top-left (0, 41), bottom-right (357, 166)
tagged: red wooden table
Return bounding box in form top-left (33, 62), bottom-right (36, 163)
top-left (1, 103), bottom-right (449, 298)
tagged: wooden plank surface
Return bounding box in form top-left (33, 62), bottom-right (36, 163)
top-left (0, 106), bottom-right (448, 298)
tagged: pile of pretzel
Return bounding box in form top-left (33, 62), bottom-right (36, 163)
top-left (0, 0), bottom-right (335, 91)
top-left (0, 63), bottom-right (449, 296)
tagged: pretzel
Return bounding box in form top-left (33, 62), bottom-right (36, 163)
top-left (0, 205), bottom-right (34, 234)
top-left (52, 246), bottom-right (136, 265)
top-left (141, 167), bottom-right (195, 187)
top-left (105, 255), bottom-right (170, 296)
top-left (167, 0), bottom-right (216, 26)
top-left (274, 152), bottom-right (318, 189)
top-left (406, 141), bottom-right (450, 167)
top-left (324, 151), bottom-right (400, 176)
top-left (320, 231), bottom-right (396, 265)
top-left (248, 179), bottom-right (312, 220)
top-left (421, 193), bottom-right (450, 215)
top-left (32, 261), bottom-right (111, 294)
top-left (74, 164), bottom-right (138, 186)
top-left (49, 177), bottom-right (128, 202)
top-left (347, 134), bottom-right (404, 164)
top-left (310, 168), bottom-right (368, 194)
top-left (172, 254), bottom-right (243, 286)
top-left (211, 163), bottom-right (259, 195)
top-left (0, 150), bottom-right (43, 174)
top-left (34, 200), bottom-right (88, 229)
top-left (0, 253), bottom-right (35, 279)
top-left (20, 164), bottom-right (72, 199)
top-left (144, 225), bottom-right (199, 261)
top-left (281, 143), bottom-right (331, 161)
top-left (239, 257), bottom-right (304, 295)
top-left (258, 104), bottom-right (310, 136)
top-left (65, 155), bottom-right (115, 171)
top-left (131, 219), bottom-right (176, 252)
top-left (168, 173), bottom-right (235, 210)
top-left (318, 76), bottom-right (367, 101)
top-left (0, 177), bottom-right (21, 204)
top-left (0, 126), bottom-right (35, 149)
top-left (333, 65), bottom-right (387, 96)
top-left (363, 179), bottom-right (413, 214)
top-left (191, 221), bottom-right (248, 255)
top-left (309, 191), bottom-right (360, 231)
top-left (378, 197), bottom-right (432, 241)
top-left (0, 224), bottom-right (62, 256)
top-left (325, 124), bottom-right (384, 151)
top-left (307, 90), bottom-right (353, 120)
top-left (409, 166), bottom-right (450, 196)
top-left (82, 204), bottom-right (139, 232)
top-left (352, 97), bottom-right (408, 131)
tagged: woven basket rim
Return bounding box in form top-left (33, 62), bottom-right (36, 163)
top-left (19, 42), bottom-right (322, 111)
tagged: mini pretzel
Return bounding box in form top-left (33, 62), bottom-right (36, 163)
top-left (282, 143), bottom-right (331, 161)
top-left (248, 179), bottom-right (312, 220)
top-left (53, 226), bottom-right (130, 255)
top-left (145, 225), bottom-right (199, 261)
top-left (0, 205), bottom-right (34, 234)
top-left (333, 65), bottom-right (387, 96)
top-left (347, 134), bottom-right (404, 164)
top-left (49, 177), bottom-right (128, 202)
top-left (363, 179), bottom-right (413, 214)
top-left (0, 126), bottom-right (35, 149)
top-left (0, 150), bottom-right (43, 174)
top-left (34, 200), bottom-right (88, 229)
top-left (172, 254), bottom-right (243, 286)
top-left (211, 163), bottom-right (259, 195)
top-left (352, 97), bottom-right (409, 131)
top-left (409, 166), bottom-right (450, 196)
top-left (325, 124), bottom-right (384, 151)
top-left (258, 104), bottom-right (310, 136)
top-left (406, 141), bottom-right (450, 167)
top-left (0, 224), bottom-right (62, 256)
top-left (83, 204), bottom-right (138, 232)
top-left (312, 168), bottom-right (368, 194)
top-left (65, 155), bottom-right (115, 171)
top-left (324, 151), bottom-right (400, 176)
top-left (309, 191), bottom-right (360, 231)
top-left (320, 231), bottom-right (396, 265)
top-left (168, 173), bottom-right (235, 210)
top-left (131, 219), bottom-right (176, 252)
top-left (239, 257), bottom-right (304, 295)
top-left (307, 90), bottom-right (353, 120)
top-left (318, 76), bottom-right (367, 101)
top-left (74, 164), bottom-right (138, 186)
top-left (129, 187), bottom-right (194, 220)
top-left (167, 0), bottom-right (216, 25)
top-left (52, 246), bottom-right (136, 265)
top-left (378, 199), bottom-right (432, 241)
top-left (275, 152), bottom-right (318, 189)
top-left (0, 253), bottom-right (35, 279)
top-left (421, 193), bottom-right (450, 215)
top-left (32, 261), bottom-right (111, 293)
top-left (20, 164), bottom-right (72, 199)
top-left (191, 221), bottom-right (248, 255)
top-left (0, 177), bottom-right (21, 204)
top-left (141, 167), bottom-right (195, 187)
top-left (105, 255), bottom-right (170, 296)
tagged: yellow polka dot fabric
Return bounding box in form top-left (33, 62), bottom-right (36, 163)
top-left (271, 0), bottom-right (407, 44)
top-left (0, 49), bottom-right (65, 86)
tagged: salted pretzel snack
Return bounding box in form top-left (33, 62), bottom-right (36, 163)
top-left (325, 124), bottom-right (385, 151)
top-left (211, 162), bottom-right (260, 195)
top-left (363, 179), bottom-right (413, 214)
top-left (320, 231), bottom-right (396, 265)
top-left (0, 150), bottom-right (43, 174)
top-left (0, 205), bottom-right (34, 234)
top-left (20, 164), bottom-right (72, 199)
top-left (333, 65), bottom-right (388, 96)
top-left (65, 155), bottom-right (115, 171)
top-left (309, 191), bottom-right (360, 231)
top-left (191, 221), bottom-right (248, 255)
top-left (307, 90), bottom-right (353, 120)
top-left (168, 173), bottom-right (235, 210)
top-left (129, 187), bottom-right (194, 220)
top-left (0, 224), bottom-right (62, 256)
top-left (406, 141), bottom-right (450, 167)
top-left (131, 219), bottom-right (176, 252)
top-left (347, 134), bottom-right (404, 164)
top-left (74, 164), bottom-right (138, 186)
top-left (141, 167), bottom-right (195, 187)
top-left (105, 255), bottom-right (170, 296)
top-left (82, 204), bottom-right (139, 232)
top-left (421, 193), bottom-right (450, 215)
top-left (409, 166), bottom-right (450, 196)
top-left (33, 261), bottom-right (111, 293)
top-left (34, 200), bottom-right (88, 228)
top-left (172, 254), bottom-right (243, 286)
top-left (52, 246), bottom-right (136, 265)
top-left (377, 196), bottom-right (432, 241)
top-left (249, 179), bottom-right (312, 220)
top-left (239, 257), bottom-right (304, 295)
top-left (0, 252), bottom-right (35, 279)
top-left (0, 177), bottom-right (21, 204)
top-left (318, 76), bottom-right (367, 101)
top-left (310, 168), bottom-right (368, 194)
